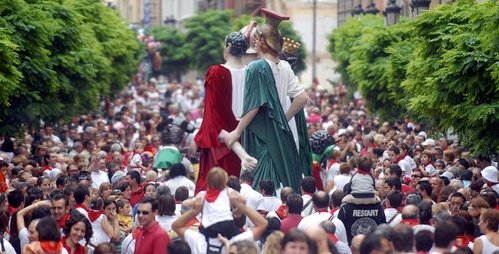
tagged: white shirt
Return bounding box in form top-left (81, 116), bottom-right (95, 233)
top-left (184, 229), bottom-right (253, 254)
top-left (156, 215), bottom-right (177, 232)
top-left (240, 183), bottom-right (264, 211)
top-left (199, 188), bottom-right (233, 228)
top-left (91, 170), bottom-right (109, 189)
top-left (297, 211), bottom-right (348, 243)
top-left (260, 196), bottom-right (281, 213)
top-left (90, 214), bottom-right (110, 245)
top-left (384, 208), bottom-right (402, 226)
top-left (301, 194), bottom-right (314, 217)
top-left (333, 174), bottom-right (352, 193)
top-left (397, 159), bottom-right (412, 177)
top-left (164, 176), bottom-right (195, 197)
top-left (76, 207), bottom-right (89, 219)
top-left (121, 233), bottom-right (135, 254)
top-left (221, 64), bottom-right (246, 119)
top-left (18, 228), bottom-right (29, 251)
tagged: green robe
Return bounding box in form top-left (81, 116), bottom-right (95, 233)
top-left (242, 59), bottom-right (306, 192)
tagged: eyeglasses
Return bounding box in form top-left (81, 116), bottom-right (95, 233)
top-left (435, 164), bottom-right (444, 168)
top-left (411, 175), bottom-right (422, 178)
top-left (137, 210), bottom-right (150, 215)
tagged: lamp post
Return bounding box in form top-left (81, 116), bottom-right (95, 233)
top-left (411, 0), bottom-right (431, 17)
top-left (365, 1), bottom-right (379, 15)
top-left (383, 0), bottom-right (401, 26)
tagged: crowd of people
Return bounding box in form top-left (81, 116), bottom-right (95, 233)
top-left (1, 8), bottom-right (499, 254)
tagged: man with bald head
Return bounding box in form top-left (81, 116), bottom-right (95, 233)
top-left (297, 191), bottom-right (348, 243)
top-left (400, 204), bottom-right (434, 233)
top-left (351, 234), bottom-right (365, 254)
top-left (305, 226), bottom-right (332, 254)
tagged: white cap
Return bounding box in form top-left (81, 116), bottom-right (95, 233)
top-left (422, 138), bottom-right (435, 147)
top-left (482, 166), bottom-right (498, 183)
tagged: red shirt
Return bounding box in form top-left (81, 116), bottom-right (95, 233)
top-left (280, 214), bottom-right (303, 234)
top-left (61, 236), bottom-right (85, 254)
top-left (130, 186), bottom-right (144, 207)
top-left (134, 222), bottom-right (170, 254)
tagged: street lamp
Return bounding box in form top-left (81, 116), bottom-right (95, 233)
top-left (365, 2), bottom-right (379, 15)
top-left (383, 0), bottom-right (401, 26)
top-left (411, 0), bottom-right (431, 17)
top-left (351, 3), bottom-right (365, 16)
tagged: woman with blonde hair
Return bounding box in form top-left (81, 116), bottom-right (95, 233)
top-left (263, 231), bottom-right (284, 254)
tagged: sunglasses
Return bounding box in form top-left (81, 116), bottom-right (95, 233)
top-left (137, 210), bottom-right (150, 215)
top-left (411, 175), bottom-right (421, 178)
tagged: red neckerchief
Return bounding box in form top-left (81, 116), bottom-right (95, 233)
top-left (74, 204), bottom-right (89, 213)
top-left (400, 218), bottom-right (419, 227)
top-left (316, 207), bottom-right (328, 213)
top-left (40, 241), bottom-right (62, 252)
top-left (327, 233), bottom-right (338, 243)
top-left (8, 205), bottom-right (18, 215)
top-left (394, 156), bottom-right (403, 164)
top-left (88, 209), bottom-right (103, 222)
top-left (205, 188), bottom-right (222, 203)
top-left (276, 204), bottom-right (288, 219)
top-left (132, 227), bottom-right (143, 239)
top-left (62, 236), bottom-right (85, 254)
top-left (454, 234), bottom-right (474, 248)
top-left (57, 213), bottom-right (70, 229)
top-left (330, 207), bottom-right (339, 215)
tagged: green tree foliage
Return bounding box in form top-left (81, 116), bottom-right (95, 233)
top-left (184, 10), bottom-right (233, 72)
top-left (67, 0), bottom-right (141, 96)
top-left (148, 26), bottom-right (190, 82)
top-left (233, 15), bottom-right (307, 74)
top-left (328, 16), bottom-right (371, 96)
top-left (402, 0), bottom-right (499, 155)
top-left (347, 16), bottom-right (416, 121)
top-left (0, 0), bottom-right (141, 134)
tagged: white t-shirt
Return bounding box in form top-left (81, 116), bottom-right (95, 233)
top-left (91, 170), bottom-right (110, 189)
top-left (199, 188), bottom-right (233, 228)
top-left (297, 212), bottom-right (348, 243)
top-left (19, 227), bottom-right (29, 251)
top-left (121, 233), bottom-right (135, 254)
top-left (156, 215), bottom-right (177, 232)
top-left (384, 208), bottom-right (402, 226)
top-left (90, 214), bottom-right (110, 246)
top-left (240, 184), bottom-right (264, 211)
top-left (1, 237), bottom-right (17, 254)
top-left (184, 229), bottom-right (253, 254)
top-left (301, 194), bottom-right (314, 217)
top-left (260, 196), bottom-right (281, 213)
top-left (164, 176), bottom-right (196, 197)
top-left (333, 175), bottom-right (352, 193)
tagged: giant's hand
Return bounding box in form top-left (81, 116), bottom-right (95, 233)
top-left (241, 155), bottom-right (258, 170)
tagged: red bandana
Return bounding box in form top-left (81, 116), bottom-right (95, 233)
top-left (205, 188), bottom-right (222, 203)
top-left (88, 209), bottom-right (103, 222)
top-left (57, 213), bottom-right (70, 229)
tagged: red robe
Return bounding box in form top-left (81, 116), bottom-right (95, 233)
top-left (194, 65), bottom-right (241, 193)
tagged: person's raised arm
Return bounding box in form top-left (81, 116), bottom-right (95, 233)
top-left (17, 200), bottom-right (51, 232)
top-left (171, 196), bottom-right (203, 239)
top-left (229, 191), bottom-right (268, 240)
top-left (285, 91), bottom-right (308, 121)
top-left (222, 108), bottom-right (259, 147)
